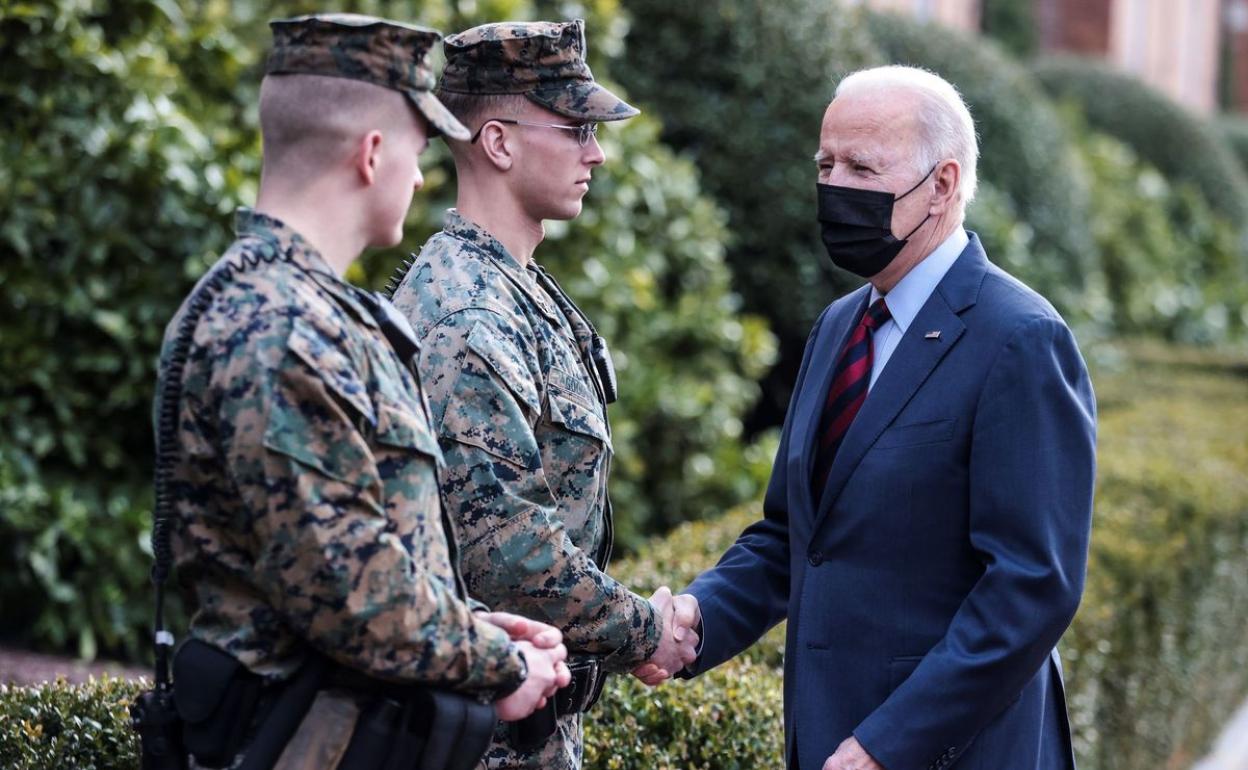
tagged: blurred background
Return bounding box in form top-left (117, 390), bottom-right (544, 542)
top-left (1, 0), bottom-right (1246, 768)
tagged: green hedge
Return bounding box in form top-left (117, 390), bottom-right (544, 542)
top-left (1033, 56), bottom-right (1248, 228)
top-left (9, 344), bottom-right (1241, 768)
top-left (864, 11), bottom-right (1098, 317)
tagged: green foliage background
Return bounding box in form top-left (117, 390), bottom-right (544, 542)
top-left (1033, 56), bottom-right (1248, 228)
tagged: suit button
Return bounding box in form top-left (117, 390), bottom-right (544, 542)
top-left (807, 551), bottom-right (824, 567)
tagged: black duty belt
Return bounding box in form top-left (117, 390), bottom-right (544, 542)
top-left (508, 657), bottom-right (605, 752)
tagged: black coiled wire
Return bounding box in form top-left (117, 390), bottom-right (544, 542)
top-left (150, 246), bottom-right (283, 689)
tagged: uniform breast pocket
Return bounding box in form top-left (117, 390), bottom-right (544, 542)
top-left (373, 398), bottom-right (443, 465)
top-left (874, 418), bottom-right (956, 450)
top-left (537, 381), bottom-right (611, 516)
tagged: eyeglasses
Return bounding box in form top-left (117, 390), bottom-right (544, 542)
top-left (470, 118), bottom-right (599, 147)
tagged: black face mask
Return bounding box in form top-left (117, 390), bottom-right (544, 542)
top-left (816, 165), bottom-right (937, 278)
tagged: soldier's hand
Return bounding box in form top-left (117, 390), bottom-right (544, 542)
top-left (477, 611), bottom-right (564, 649)
top-left (632, 586), bottom-right (700, 687)
top-left (495, 640), bottom-right (571, 721)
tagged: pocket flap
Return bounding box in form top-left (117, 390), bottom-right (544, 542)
top-left (375, 399), bottom-right (443, 465)
top-left (547, 391), bottom-right (611, 450)
top-left (285, 316), bottom-right (375, 426)
top-left (173, 640), bottom-right (246, 723)
top-left (467, 321), bottom-right (540, 415)
top-left (875, 418), bottom-right (955, 450)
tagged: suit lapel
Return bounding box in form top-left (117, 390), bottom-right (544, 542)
top-left (811, 235), bottom-right (989, 532)
top-left (793, 288), bottom-right (871, 519)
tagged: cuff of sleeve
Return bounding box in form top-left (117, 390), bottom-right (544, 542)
top-left (600, 592), bottom-right (663, 673)
top-left (492, 643), bottom-right (528, 700)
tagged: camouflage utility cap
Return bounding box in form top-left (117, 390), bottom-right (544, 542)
top-left (267, 13), bottom-right (470, 140)
top-left (440, 19), bottom-right (639, 122)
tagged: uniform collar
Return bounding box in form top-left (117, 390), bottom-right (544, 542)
top-left (442, 209), bottom-right (561, 322)
top-left (234, 207), bottom-right (377, 327)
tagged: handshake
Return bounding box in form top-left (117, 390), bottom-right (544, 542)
top-left (632, 586), bottom-right (701, 687)
top-left (480, 586), bottom-right (701, 720)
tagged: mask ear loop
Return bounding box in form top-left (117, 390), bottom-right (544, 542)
top-left (894, 162), bottom-right (941, 240)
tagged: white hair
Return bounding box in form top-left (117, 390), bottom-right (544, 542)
top-left (835, 65), bottom-right (979, 212)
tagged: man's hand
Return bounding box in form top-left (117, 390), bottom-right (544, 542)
top-left (477, 610), bottom-right (563, 649)
top-left (631, 586), bottom-right (700, 687)
top-left (495, 640), bottom-right (572, 722)
top-left (822, 736), bottom-right (884, 770)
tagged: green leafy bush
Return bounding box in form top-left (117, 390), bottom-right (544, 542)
top-left (0, 0), bottom-right (257, 661)
top-left (3, 344), bottom-right (1246, 768)
top-left (1216, 114), bottom-right (1248, 176)
top-left (864, 11), bottom-right (1099, 317)
top-left (1033, 56), bottom-right (1248, 227)
top-left (0, 677), bottom-right (142, 770)
top-left (613, 0), bottom-right (882, 422)
top-left (1075, 131), bottom-right (1247, 342)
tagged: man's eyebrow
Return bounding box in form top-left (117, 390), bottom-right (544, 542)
top-left (813, 149), bottom-right (830, 164)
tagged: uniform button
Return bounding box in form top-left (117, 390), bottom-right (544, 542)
top-left (807, 551), bottom-right (824, 567)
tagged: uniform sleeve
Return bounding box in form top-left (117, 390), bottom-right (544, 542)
top-left (419, 308), bottom-right (661, 672)
top-left (215, 311), bottom-right (526, 693)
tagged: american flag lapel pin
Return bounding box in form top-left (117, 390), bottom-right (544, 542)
top-left (925, 330), bottom-right (941, 340)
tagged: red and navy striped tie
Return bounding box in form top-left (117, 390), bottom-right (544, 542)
top-left (811, 298), bottom-right (892, 502)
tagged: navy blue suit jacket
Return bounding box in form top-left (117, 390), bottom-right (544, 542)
top-left (685, 234), bottom-right (1096, 770)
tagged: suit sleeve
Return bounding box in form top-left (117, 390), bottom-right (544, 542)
top-left (218, 311), bottom-right (526, 692)
top-left (419, 308), bottom-right (661, 672)
top-left (680, 306), bottom-right (831, 675)
top-left (854, 316), bottom-right (1096, 770)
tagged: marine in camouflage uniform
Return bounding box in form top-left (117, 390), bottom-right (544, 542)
top-left (390, 20), bottom-right (659, 770)
top-left (160, 15), bottom-right (528, 769)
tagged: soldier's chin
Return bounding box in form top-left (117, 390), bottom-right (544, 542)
top-left (372, 224), bottom-right (406, 250)
top-left (550, 198), bottom-right (584, 221)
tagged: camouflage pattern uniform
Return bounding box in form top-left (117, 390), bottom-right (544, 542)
top-left (161, 15), bottom-right (521, 769)
top-left (390, 21), bottom-right (651, 770)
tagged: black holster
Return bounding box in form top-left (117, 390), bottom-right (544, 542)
top-left (169, 639), bottom-right (494, 770)
top-left (338, 688), bottom-right (496, 770)
top-left (508, 657), bottom-right (605, 752)
top-left (172, 639), bottom-right (268, 768)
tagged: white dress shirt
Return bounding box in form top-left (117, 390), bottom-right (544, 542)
top-left (868, 228), bottom-right (969, 390)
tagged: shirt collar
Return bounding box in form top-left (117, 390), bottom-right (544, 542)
top-left (441, 208), bottom-right (562, 322)
top-left (443, 209), bottom-right (527, 273)
top-left (233, 207), bottom-right (376, 327)
top-left (870, 227), bottom-right (968, 334)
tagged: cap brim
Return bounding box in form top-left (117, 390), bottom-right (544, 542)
top-left (407, 90), bottom-right (471, 141)
top-left (527, 81), bottom-right (639, 122)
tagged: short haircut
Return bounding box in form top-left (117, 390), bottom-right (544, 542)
top-left (434, 89), bottom-right (526, 136)
top-left (835, 65), bottom-right (979, 212)
top-left (259, 73), bottom-right (419, 181)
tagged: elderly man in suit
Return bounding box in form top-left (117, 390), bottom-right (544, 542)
top-left (665, 65), bottom-right (1097, 770)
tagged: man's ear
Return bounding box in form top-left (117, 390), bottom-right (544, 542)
top-left (477, 121), bottom-right (515, 172)
top-left (930, 159), bottom-right (961, 215)
top-left (355, 129), bottom-right (384, 186)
